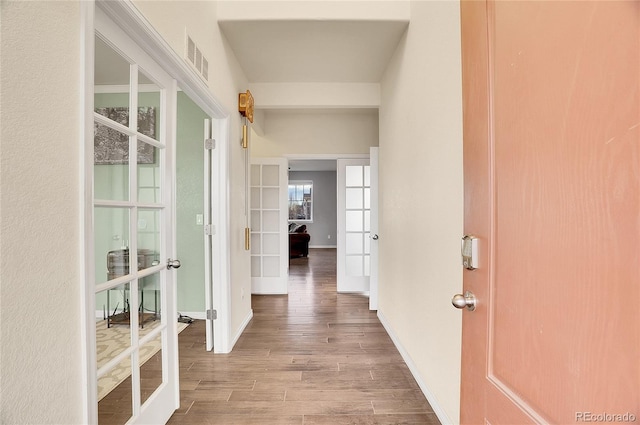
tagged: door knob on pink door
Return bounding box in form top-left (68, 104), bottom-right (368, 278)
top-left (452, 291), bottom-right (476, 311)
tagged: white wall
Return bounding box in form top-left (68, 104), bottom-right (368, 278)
top-left (251, 109), bottom-right (378, 157)
top-left (0, 1), bottom-right (84, 423)
top-left (132, 0), bottom-right (253, 341)
top-left (378, 1), bottom-right (463, 423)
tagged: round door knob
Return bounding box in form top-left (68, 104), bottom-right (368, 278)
top-left (372, 234), bottom-right (379, 240)
top-left (167, 259), bottom-right (181, 269)
top-left (451, 291), bottom-right (476, 311)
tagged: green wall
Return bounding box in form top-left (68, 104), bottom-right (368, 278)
top-left (175, 91), bottom-right (208, 313)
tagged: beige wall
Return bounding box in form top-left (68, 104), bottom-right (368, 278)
top-left (133, 0), bottom-right (253, 340)
top-left (0, 2), bottom-right (84, 423)
top-left (378, 1), bottom-right (463, 422)
top-left (251, 109), bottom-right (378, 157)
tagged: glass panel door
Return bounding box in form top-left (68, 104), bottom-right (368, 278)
top-left (93, 7), bottom-right (178, 424)
top-left (337, 159), bottom-right (371, 293)
top-left (250, 158), bottom-right (289, 294)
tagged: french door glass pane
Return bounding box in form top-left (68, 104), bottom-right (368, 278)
top-left (346, 165), bottom-right (363, 186)
top-left (138, 70), bottom-right (160, 141)
top-left (364, 255), bottom-right (370, 277)
top-left (251, 211), bottom-right (261, 231)
top-left (262, 188), bottom-right (279, 209)
top-left (140, 332), bottom-right (163, 405)
top-left (251, 256), bottom-right (261, 277)
top-left (94, 124), bottom-right (130, 202)
top-left (346, 233), bottom-right (363, 254)
top-left (94, 35), bottom-right (130, 126)
top-left (251, 188), bottom-right (261, 208)
top-left (96, 284), bottom-right (132, 364)
top-left (251, 165), bottom-right (260, 184)
top-left (139, 272), bottom-right (161, 327)
top-left (346, 188), bottom-right (363, 209)
top-left (98, 355), bottom-right (133, 425)
top-left (346, 211), bottom-right (363, 232)
top-left (346, 256), bottom-right (363, 277)
top-left (262, 165), bottom-right (279, 186)
top-left (137, 145), bottom-right (161, 203)
top-left (95, 207), bottom-right (131, 284)
top-left (263, 211), bottom-right (279, 232)
top-left (96, 282), bottom-right (134, 424)
top-left (263, 234), bottom-right (279, 255)
top-left (137, 209), bottom-right (161, 271)
top-left (263, 256), bottom-right (280, 277)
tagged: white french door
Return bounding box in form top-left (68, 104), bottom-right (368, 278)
top-left (337, 158), bottom-right (373, 293)
top-left (368, 148), bottom-right (379, 310)
top-left (91, 7), bottom-right (179, 424)
top-left (250, 158), bottom-right (289, 294)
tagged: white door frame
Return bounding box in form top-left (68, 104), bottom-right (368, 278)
top-left (81, 1), bottom-right (231, 421)
top-left (283, 153), bottom-right (378, 308)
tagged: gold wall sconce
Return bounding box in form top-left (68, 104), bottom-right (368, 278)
top-left (238, 90), bottom-right (254, 123)
top-left (239, 90), bottom-right (254, 250)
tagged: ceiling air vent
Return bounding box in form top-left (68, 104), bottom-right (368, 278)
top-left (185, 33), bottom-right (209, 82)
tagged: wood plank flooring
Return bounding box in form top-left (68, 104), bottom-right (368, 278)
top-left (168, 248), bottom-right (440, 425)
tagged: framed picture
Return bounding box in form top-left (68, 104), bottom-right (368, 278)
top-left (94, 106), bottom-right (156, 164)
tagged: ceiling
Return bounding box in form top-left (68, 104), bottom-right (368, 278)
top-left (219, 20), bottom-right (408, 83)
top-left (95, 15), bottom-right (409, 113)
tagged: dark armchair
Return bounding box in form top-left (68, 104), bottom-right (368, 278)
top-left (289, 223), bottom-right (310, 258)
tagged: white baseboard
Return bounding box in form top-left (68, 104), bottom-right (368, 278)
top-left (178, 311), bottom-right (206, 320)
top-left (229, 309), bottom-right (253, 351)
top-left (377, 311), bottom-right (454, 425)
top-left (309, 245), bottom-right (336, 249)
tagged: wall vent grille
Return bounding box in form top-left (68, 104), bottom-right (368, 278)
top-left (185, 33), bottom-right (209, 82)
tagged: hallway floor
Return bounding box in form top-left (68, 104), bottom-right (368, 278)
top-left (168, 248), bottom-right (440, 424)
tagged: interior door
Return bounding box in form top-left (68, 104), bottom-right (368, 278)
top-left (337, 158), bottom-right (372, 293)
top-left (93, 8), bottom-right (179, 424)
top-left (250, 157), bottom-right (289, 294)
top-left (368, 148), bottom-right (379, 310)
top-left (459, 1), bottom-right (639, 423)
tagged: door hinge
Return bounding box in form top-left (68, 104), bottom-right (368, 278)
top-left (205, 138), bottom-right (216, 150)
top-left (204, 224), bottom-right (215, 235)
top-left (206, 309), bottom-right (217, 320)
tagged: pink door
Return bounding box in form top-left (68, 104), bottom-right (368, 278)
top-left (460, 1), bottom-right (639, 423)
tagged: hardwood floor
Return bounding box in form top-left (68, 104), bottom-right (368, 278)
top-left (168, 248), bottom-right (439, 425)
